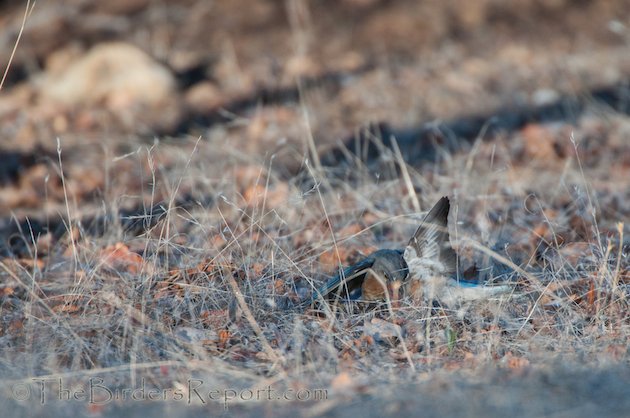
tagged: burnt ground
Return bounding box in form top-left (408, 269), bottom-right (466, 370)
top-left (0, 1), bottom-right (629, 417)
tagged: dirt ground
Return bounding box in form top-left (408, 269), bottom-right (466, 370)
top-left (0, 1), bottom-right (629, 417)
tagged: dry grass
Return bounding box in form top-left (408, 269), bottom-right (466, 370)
top-left (1, 111), bottom-right (628, 415)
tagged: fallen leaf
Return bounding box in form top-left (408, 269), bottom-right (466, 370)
top-left (331, 372), bottom-right (354, 391)
top-left (52, 303), bottom-right (81, 314)
top-left (99, 243), bottom-right (144, 274)
top-left (201, 309), bottom-right (229, 329)
top-left (338, 223), bottom-right (364, 237)
top-left (521, 124), bottom-right (559, 161)
top-left (319, 248), bottom-right (351, 271)
top-left (503, 352), bottom-right (530, 370)
top-left (218, 329), bottom-right (231, 346)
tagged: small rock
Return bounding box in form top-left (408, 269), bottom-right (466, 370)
top-left (184, 81), bottom-right (224, 114)
top-left (532, 88), bottom-right (559, 106)
top-left (520, 124), bottom-right (560, 161)
top-left (363, 318), bottom-right (403, 344)
top-left (175, 327), bottom-right (219, 345)
top-left (40, 42), bottom-right (176, 111)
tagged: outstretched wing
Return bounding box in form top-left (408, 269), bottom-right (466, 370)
top-left (407, 196), bottom-right (457, 274)
top-left (309, 256), bottom-right (375, 305)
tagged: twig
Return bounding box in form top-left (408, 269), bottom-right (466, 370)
top-left (225, 273), bottom-right (284, 365)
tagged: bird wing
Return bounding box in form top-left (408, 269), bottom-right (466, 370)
top-left (407, 196), bottom-right (457, 274)
top-left (440, 278), bottom-right (513, 305)
top-left (310, 256), bottom-right (375, 304)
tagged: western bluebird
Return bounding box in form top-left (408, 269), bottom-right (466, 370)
top-left (309, 196), bottom-right (511, 307)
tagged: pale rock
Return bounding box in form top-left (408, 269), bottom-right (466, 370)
top-left (184, 81), bottom-right (224, 114)
top-left (40, 42), bottom-right (176, 111)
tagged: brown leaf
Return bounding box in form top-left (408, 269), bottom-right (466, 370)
top-left (319, 248), bottom-right (350, 271)
top-left (521, 124), bottom-right (559, 161)
top-left (201, 309), bottom-right (229, 330)
top-left (503, 352), bottom-right (530, 370)
top-left (243, 184), bottom-right (266, 206)
top-left (8, 258), bottom-right (45, 271)
top-left (331, 372), bottom-right (354, 391)
top-left (0, 287), bottom-right (15, 297)
top-left (9, 319), bottom-right (24, 333)
top-left (52, 303), bottom-right (80, 314)
top-left (99, 243), bottom-right (144, 274)
top-left (338, 223), bottom-right (364, 237)
top-left (243, 183), bottom-right (289, 209)
top-left (319, 245), bottom-right (377, 272)
top-left (559, 242), bottom-right (593, 266)
top-left (218, 329), bottom-right (231, 346)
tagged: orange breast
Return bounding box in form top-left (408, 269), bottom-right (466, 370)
top-left (361, 272), bottom-right (387, 300)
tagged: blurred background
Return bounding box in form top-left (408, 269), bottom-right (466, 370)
top-left (0, 0), bottom-right (630, 238)
top-left (1, 0), bottom-right (629, 148)
top-left (1, 0), bottom-right (629, 251)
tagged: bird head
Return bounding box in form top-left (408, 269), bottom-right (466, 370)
top-left (364, 249), bottom-right (409, 303)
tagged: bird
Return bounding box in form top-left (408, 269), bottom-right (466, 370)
top-left (308, 196), bottom-right (512, 308)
